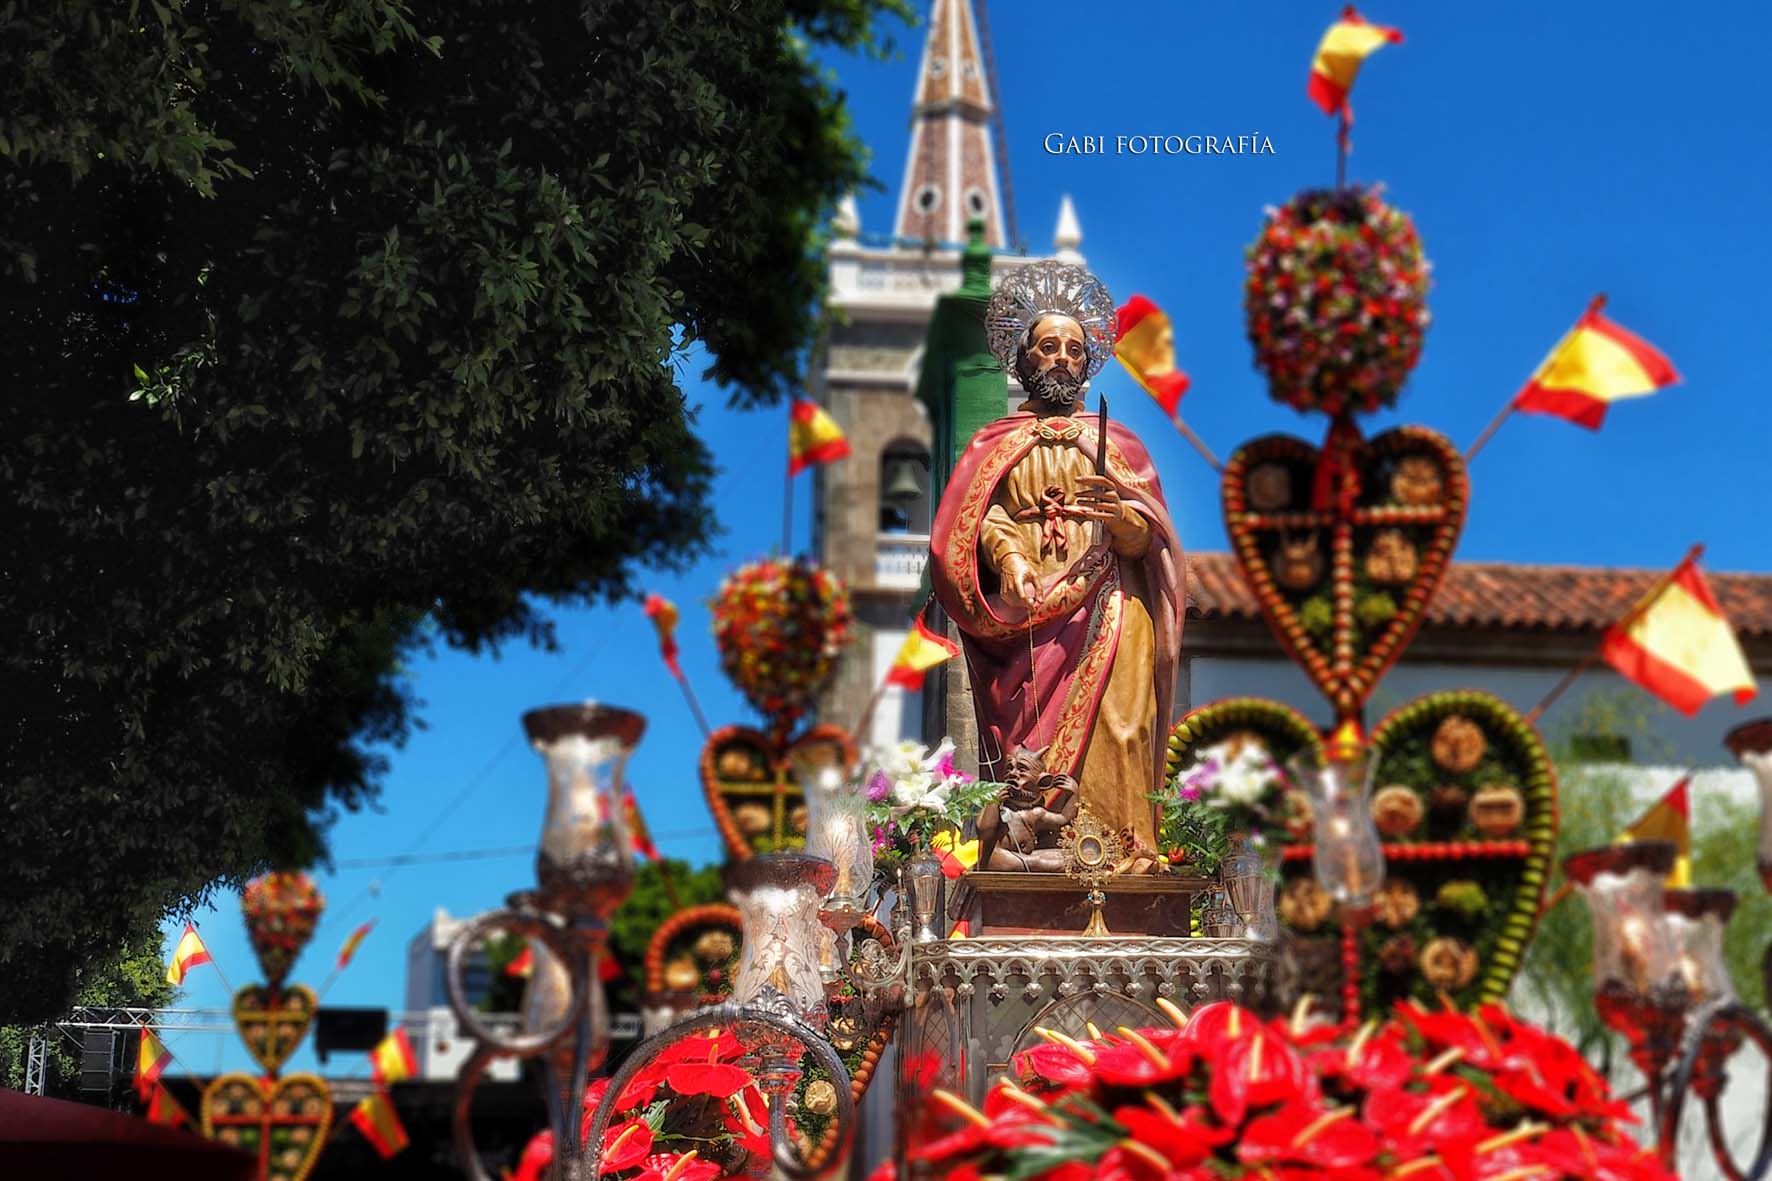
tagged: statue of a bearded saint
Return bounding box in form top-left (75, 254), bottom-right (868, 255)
top-left (929, 262), bottom-right (1184, 855)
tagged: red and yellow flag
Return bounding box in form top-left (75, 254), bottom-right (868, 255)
top-left (1602, 552), bottom-right (1756, 718)
top-left (1114, 295), bottom-right (1191, 417)
top-left (623, 788), bottom-right (661, 862)
top-left (1620, 777), bottom-right (1692, 887)
top-left (1308, 6), bottom-right (1404, 118)
top-left (369, 1028), bottom-right (417, 1087)
top-left (335, 920), bottom-right (375, 972)
top-left (144, 1081), bottom-right (193, 1129)
top-left (349, 1088), bottom-right (409, 1159)
top-left (135, 1026), bottom-right (172, 1101)
top-left (1513, 296), bottom-right (1680, 429)
top-left (643, 593), bottom-right (683, 679)
top-left (787, 399), bottom-right (850, 474)
top-left (505, 943), bottom-right (535, 978)
top-left (164, 923), bottom-right (212, 986)
top-left (885, 616), bottom-right (960, 690)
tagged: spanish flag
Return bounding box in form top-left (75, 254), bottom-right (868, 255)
top-left (623, 788), bottom-right (661, 861)
top-left (164, 923), bottom-right (212, 986)
top-left (1602, 551), bottom-right (1756, 718)
top-left (1114, 295), bottom-right (1190, 417)
top-left (643, 593), bottom-right (683, 679)
top-left (1308, 6), bottom-right (1404, 119)
top-left (787, 399), bottom-right (850, 475)
top-left (930, 830), bottom-right (978, 877)
top-left (885, 616), bottom-right (960, 690)
top-left (1620, 778), bottom-right (1692, 888)
top-left (135, 1026), bottom-right (172, 1100)
top-left (335, 920), bottom-right (375, 971)
top-left (144, 1081), bottom-right (193, 1129)
top-left (369, 1027), bottom-right (417, 1087)
top-left (1513, 296), bottom-right (1680, 429)
top-left (349, 1088), bottom-right (409, 1159)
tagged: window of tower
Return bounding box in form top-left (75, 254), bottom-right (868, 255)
top-left (914, 185), bottom-right (941, 215)
top-left (964, 187), bottom-right (988, 218)
top-left (879, 441), bottom-right (933, 536)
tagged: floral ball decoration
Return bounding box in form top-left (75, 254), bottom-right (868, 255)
top-left (711, 556), bottom-right (852, 734)
top-left (1244, 185), bottom-right (1431, 416)
top-left (241, 871), bottom-right (324, 988)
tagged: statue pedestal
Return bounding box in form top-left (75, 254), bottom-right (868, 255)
top-left (958, 870), bottom-right (1213, 937)
top-left (895, 911), bottom-right (1280, 1175)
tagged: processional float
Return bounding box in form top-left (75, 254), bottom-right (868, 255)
top-left (442, 198), bottom-right (1771, 1181)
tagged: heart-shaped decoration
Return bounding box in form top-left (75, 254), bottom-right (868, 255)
top-left (232, 983), bottom-right (317, 1076)
top-left (1221, 424), bottom-right (1469, 719)
top-left (639, 903), bottom-right (894, 1171)
top-left (200, 1072), bottom-right (332, 1181)
top-left (1163, 690), bottom-right (1555, 1020)
top-left (645, 904), bottom-right (745, 1002)
top-left (700, 724), bottom-right (858, 860)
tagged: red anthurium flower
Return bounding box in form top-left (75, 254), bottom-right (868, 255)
top-left (582, 1074), bottom-right (659, 1117)
top-left (630, 1152), bottom-right (723, 1181)
top-left (1397, 1003), bottom-right (1512, 1073)
top-left (1093, 1037), bottom-right (1194, 1089)
top-left (1528, 1129), bottom-right (1676, 1181)
top-left (1013, 1042), bottom-right (1096, 1092)
top-left (598, 1118), bottom-right (655, 1173)
top-left (1310, 1029), bottom-right (1414, 1093)
top-left (1114, 1101), bottom-right (1232, 1167)
top-left (1022, 1163), bottom-right (1090, 1181)
top-left (513, 1129), bottom-right (553, 1181)
top-left (1207, 1029), bottom-right (1309, 1126)
top-left (1176, 1001), bottom-right (1252, 1052)
top-left (1238, 1103), bottom-right (1379, 1171)
top-left (910, 1095), bottom-right (1056, 1163)
top-left (665, 1059), bottom-right (751, 1099)
top-left (1359, 1080), bottom-right (1490, 1160)
top-left (651, 1028), bottom-right (743, 1064)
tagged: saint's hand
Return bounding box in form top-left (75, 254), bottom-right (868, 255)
top-left (1069, 475), bottom-right (1139, 540)
top-left (999, 552), bottom-right (1041, 612)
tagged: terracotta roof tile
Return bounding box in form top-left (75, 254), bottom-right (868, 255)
top-left (1184, 552), bottom-right (1772, 640)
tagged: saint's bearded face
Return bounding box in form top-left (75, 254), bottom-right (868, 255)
top-left (1014, 313), bottom-right (1087, 407)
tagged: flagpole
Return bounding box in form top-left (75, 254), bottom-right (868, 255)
top-left (1336, 110), bottom-right (1350, 191)
top-left (672, 672), bottom-right (714, 740)
top-left (1171, 413), bottom-right (1223, 471)
top-left (1463, 400), bottom-right (1516, 465)
top-left (852, 675), bottom-right (890, 745)
top-left (1522, 543), bottom-right (1704, 726)
top-left (782, 404), bottom-right (796, 556)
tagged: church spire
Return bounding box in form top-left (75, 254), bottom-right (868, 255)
top-left (893, 0), bottom-right (1010, 248)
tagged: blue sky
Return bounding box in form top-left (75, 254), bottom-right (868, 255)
top-left (157, 2), bottom-right (1772, 1075)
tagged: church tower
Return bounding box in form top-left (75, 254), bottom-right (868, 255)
top-left (811, 1), bottom-right (1082, 753)
top-left (893, 0), bottom-right (1013, 248)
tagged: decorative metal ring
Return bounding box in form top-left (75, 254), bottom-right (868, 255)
top-left (1660, 996), bottom-right (1772, 1181)
top-left (444, 907), bottom-right (585, 1055)
top-left (450, 1043), bottom-right (508, 1181)
top-left (582, 1003), bottom-right (854, 1181)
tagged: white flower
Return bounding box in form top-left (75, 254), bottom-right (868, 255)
top-left (894, 779), bottom-right (952, 814)
top-left (1215, 747), bottom-right (1278, 807)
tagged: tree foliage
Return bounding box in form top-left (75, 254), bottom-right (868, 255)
top-left (0, 917), bottom-right (177, 1097)
top-left (0, 0), bottom-right (909, 1022)
top-left (1513, 691), bottom-right (1771, 1078)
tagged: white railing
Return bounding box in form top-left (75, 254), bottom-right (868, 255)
top-left (875, 533), bottom-right (930, 590)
